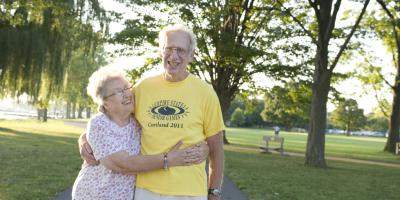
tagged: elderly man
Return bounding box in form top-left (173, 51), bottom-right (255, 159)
top-left (80, 24), bottom-right (224, 200)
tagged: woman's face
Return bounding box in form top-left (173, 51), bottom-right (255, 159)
top-left (103, 77), bottom-right (134, 115)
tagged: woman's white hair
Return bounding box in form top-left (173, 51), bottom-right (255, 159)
top-left (158, 24), bottom-right (197, 53)
top-left (87, 66), bottom-right (126, 111)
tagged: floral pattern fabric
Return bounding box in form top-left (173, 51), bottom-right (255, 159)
top-left (72, 113), bottom-right (141, 200)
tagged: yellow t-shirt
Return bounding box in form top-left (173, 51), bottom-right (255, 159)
top-left (134, 73), bottom-right (225, 196)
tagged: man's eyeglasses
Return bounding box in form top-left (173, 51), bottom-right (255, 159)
top-left (163, 47), bottom-right (188, 56)
top-left (104, 85), bottom-right (133, 99)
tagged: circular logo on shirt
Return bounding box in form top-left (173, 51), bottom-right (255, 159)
top-left (148, 100), bottom-right (189, 120)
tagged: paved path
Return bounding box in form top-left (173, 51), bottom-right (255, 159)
top-left (54, 176), bottom-right (247, 200)
top-left (55, 121), bottom-right (248, 200)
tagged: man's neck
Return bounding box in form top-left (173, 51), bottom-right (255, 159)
top-left (164, 71), bottom-right (189, 82)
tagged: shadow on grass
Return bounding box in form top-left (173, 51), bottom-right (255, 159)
top-left (0, 126), bottom-right (78, 139)
top-left (1, 126), bottom-right (48, 136)
top-left (0, 126), bottom-right (82, 199)
top-left (226, 140), bottom-right (400, 165)
top-left (224, 149), bottom-right (400, 200)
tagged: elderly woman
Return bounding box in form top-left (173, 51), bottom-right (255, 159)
top-left (72, 67), bottom-right (207, 200)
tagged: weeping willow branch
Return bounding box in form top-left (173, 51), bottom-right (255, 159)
top-left (0, 0), bottom-right (111, 104)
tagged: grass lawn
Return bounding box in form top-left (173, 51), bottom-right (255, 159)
top-left (1, 120), bottom-right (399, 200)
top-left (0, 119), bottom-right (83, 200)
top-left (226, 127), bottom-right (400, 164)
top-left (224, 145), bottom-right (400, 200)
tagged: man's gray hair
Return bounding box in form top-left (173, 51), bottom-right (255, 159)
top-left (87, 66), bottom-right (126, 111)
top-left (158, 24), bottom-right (197, 53)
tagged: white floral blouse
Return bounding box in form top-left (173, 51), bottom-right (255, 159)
top-left (72, 113), bottom-right (141, 200)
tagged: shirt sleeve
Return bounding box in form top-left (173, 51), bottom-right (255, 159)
top-left (87, 117), bottom-right (128, 160)
top-left (203, 86), bottom-right (226, 138)
top-left (133, 80), bottom-right (142, 118)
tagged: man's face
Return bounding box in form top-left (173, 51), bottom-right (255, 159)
top-left (161, 31), bottom-right (193, 77)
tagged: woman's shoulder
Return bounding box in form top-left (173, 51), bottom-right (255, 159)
top-left (87, 113), bottom-right (111, 134)
top-left (89, 113), bottom-right (108, 125)
top-left (86, 113), bottom-right (114, 145)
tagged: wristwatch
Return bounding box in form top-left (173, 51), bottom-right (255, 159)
top-left (208, 188), bottom-right (222, 197)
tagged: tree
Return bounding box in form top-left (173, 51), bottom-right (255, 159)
top-left (243, 99), bottom-right (265, 127)
top-left (63, 46), bottom-right (107, 119)
top-left (356, 62), bottom-right (391, 119)
top-left (375, 0), bottom-right (400, 153)
top-left (227, 95), bottom-right (266, 127)
top-left (227, 96), bottom-right (246, 120)
top-left (0, 0), bottom-right (111, 121)
top-left (275, 0), bottom-right (370, 167)
top-left (261, 81), bottom-right (312, 129)
top-left (355, 0), bottom-right (400, 153)
top-left (365, 113), bottom-right (389, 132)
top-left (114, 0), bottom-right (313, 143)
top-left (230, 108), bottom-right (246, 127)
top-left (330, 99), bottom-right (366, 136)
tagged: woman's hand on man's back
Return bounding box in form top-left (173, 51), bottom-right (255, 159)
top-left (78, 133), bottom-right (99, 165)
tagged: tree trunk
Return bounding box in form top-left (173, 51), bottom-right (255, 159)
top-left (384, 74), bottom-right (400, 153)
top-left (346, 123), bottom-right (350, 136)
top-left (86, 107), bottom-right (91, 118)
top-left (305, 73), bottom-right (330, 168)
top-left (66, 102), bottom-right (71, 119)
top-left (72, 103), bottom-right (76, 119)
top-left (37, 108), bottom-right (47, 122)
top-left (37, 108), bottom-right (42, 121)
top-left (78, 105), bottom-right (84, 118)
top-left (213, 82), bottom-right (237, 145)
top-left (305, 25), bottom-right (331, 168)
top-left (304, 0), bottom-right (368, 167)
top-left (42, 108), bottom-right (47, 122)
top-left (220, 97), bottom-right (232, 144)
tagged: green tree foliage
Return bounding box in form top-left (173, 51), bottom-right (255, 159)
top-left (230, 108), bottom-right (246, 127)
top-left (243, 99), bottom-right (265, 127)
top-left (365, 115), bottom-right (388, 132)
top-left (261, 81), bottom-right (311, 129)
top-left (330, 99), bottom-right (366, 136)
top-left (227, 96), bottom-right (246, 118)
top-left (227, 95), bottom-right (265, 127)
top-left (0, 0), bottom-right (112, 120)
top-left (63, 46), bottom-right (107, 119)
top-left (356, 62), bottom-right (391, 118)
top-left (113, 0), bottom-right (314, 143)
top-left (361, 103), bottom-right (390, 132)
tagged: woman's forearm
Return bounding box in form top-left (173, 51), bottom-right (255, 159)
top-left (115, 154), bottom-right (165, 173)
top-left (101, 151), bottom-right (167, 174)
top-left (101, 141), bottom-right (206, 174)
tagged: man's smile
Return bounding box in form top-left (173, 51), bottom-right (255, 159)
top-left (167, 60), bottom-right (181, 68)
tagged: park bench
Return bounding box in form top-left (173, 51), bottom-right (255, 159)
top-left (396, 142), bottom-right (400, 155)
top-left (260, 135), bottom-right (284, 155)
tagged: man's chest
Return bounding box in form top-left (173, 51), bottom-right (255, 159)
top-left (135, 91), bottom-right (207, 148)
top-left (136, 92), bottom-right (204, 129)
